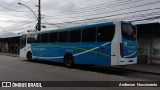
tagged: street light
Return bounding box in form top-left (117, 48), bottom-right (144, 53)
top-left (18, 2), bottom-right (41, 31)
top-left (18, 2), bottom-right (38, 20)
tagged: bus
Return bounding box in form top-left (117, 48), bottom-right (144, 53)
top-left (19, 21), bottom-right (137, 67)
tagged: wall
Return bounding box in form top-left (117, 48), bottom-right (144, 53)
top-left (138, 39), bottom-right (147, 64)
top-left (0, 37), bottom-right (20, 54)
top-left (152, 37), bottom-right (160, 64)
top-left (137, 23), bottom-right (160, 65)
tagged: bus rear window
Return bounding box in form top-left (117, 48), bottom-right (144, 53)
top-left (122, 23), bottom-right (136, 41)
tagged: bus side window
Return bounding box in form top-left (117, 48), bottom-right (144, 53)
top-left (82, 28), bottom-right (96, 42)
top-left (69, 30), bottom-right (81, 42)
top-left (49, 32), bottom-right (58, 43)
top-left (41, 33), bottom-right (49, 43)
top-left (58, 31), bottom-right (69, 42)
top-left (37, 34), bottom-right (41, 43)
top-left (31, 34), bottom-right (35, 43)
top-left (97, 25), bottom-right (115, 42)
top-left (27, 34), bottom-right (37, 43)
top-left (33, 34), bottom-right (38, 43)
top-left (27, 35), bottom-right (31, 44)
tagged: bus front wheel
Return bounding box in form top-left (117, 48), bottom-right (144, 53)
top-left (27, 52), bottom-right (33, 61)
top-left (64, 54), bottom-right (74, 68)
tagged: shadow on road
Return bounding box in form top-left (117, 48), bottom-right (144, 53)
top-left (22, 59), bottom-right (160, 80)
top-left (22, 59), bottom-right (132, 76)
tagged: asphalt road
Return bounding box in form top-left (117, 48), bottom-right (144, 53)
top-left (0, 55), bottom-right (160, 90)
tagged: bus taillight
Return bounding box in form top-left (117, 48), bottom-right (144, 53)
top-left (120, 43), bottom-right (124, 58)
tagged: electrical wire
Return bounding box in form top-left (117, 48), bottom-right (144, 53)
top-left (45, 7), bottom-right (160, 25)
top-left (45, 0), bottom-right (160, 19)
top-left (45, 0), bottom-right (145, 17)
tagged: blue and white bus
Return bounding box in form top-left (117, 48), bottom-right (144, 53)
top-left (20, 21), bottom-right (137, 67)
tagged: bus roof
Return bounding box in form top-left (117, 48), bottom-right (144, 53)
top-left (28, 21), bottom-right (123, 35)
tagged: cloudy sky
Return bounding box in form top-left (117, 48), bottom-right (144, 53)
top-left (0, 0), bottom-right (160, 37)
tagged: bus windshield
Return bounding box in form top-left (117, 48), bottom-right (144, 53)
top-left (20, 35), bottom-right (26, 49)
top-left (122, 23), bottom-right (136, 41)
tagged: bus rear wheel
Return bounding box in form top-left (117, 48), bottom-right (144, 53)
top-left (27, 52), bottom-right (33, 61)
top-left (64, 54), bottom-right (74, 68)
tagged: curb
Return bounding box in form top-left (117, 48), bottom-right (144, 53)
top-left (0, 53), bottom-right (19, 57)
top-left (110, 67), bottom-right (160, 75)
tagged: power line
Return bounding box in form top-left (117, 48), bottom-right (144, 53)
top-left (0, 5), bottom-right (37, 12)
top-left (45, 0), bottom-right (145, 17)
top-left (62, 0), bottom-right (144, 14)
top-left (2, 0), bottom-right (160, 33)
top-left (43, 0), bottom-right (121, 16)
top-left (131, 15), bottom-right (160, 22)
top-left (42, 11), bottom-right (160, 29)
top-left (62, 0), bottom-right (121, 12)
top-left (3, 21), bottom-right (37, 31)
top-left (42, 8), bottom-right (160, 28)
top-left (0, 0), bottom-right (19, 11)
top-left (45, 7), bottom-right (160, 25)
top-left (0, 2), bottom-right (38, 27)
top-left (0, 0), bottom-right (37, 32)
top-left (45, 0), bottom-right (160, 20)
top-left (120, 11), bottom-right (160, 21)
top-left (0, 15), bottom-right (34, 21)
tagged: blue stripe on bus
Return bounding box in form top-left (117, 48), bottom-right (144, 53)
top-left (31, 43), bottom-right (112, 66)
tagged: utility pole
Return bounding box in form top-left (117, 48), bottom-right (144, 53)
top-left (38, 0), bottom-right (41, 31)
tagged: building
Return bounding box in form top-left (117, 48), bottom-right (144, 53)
top-left (0, 31), bottom-right (23, 54)
top-left (136, 22), bottom-right (160, 64)
top-left (0, 37), bottom-right (20, 54)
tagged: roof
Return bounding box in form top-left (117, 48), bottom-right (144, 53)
top-left (0, 30), bottom-right (21, 38)
top-left (136, 22), bottom-right (160, 31)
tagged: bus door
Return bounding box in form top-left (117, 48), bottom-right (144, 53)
top-left (20, 35), bottom-right (27, 58)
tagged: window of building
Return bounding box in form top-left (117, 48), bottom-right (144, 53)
top-left (49, 32), bottom-right (58, 43)
top-left (82, 28), bottom-right (96, 42)
top-left (69, 30), bottom-right (81, 42)
top-left (58, 31), bottom-right (69, 42)
top-left (97, 25), bottom-right (115, 42)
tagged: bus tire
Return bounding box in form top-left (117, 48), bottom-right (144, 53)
top-left (64, 53), bottom-right (74, 68)
top-left (27, 52), bottom-right (33, 61)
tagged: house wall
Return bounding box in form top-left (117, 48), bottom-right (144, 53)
top-left (137, 23), bottom-right (160, 64)
top-left (0, 37), bottom-right (20, 54)
top-left (152, 37), bottom-right (160, 64)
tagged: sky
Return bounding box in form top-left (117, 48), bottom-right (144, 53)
top-left (0, 0), bottom-right (160, 37)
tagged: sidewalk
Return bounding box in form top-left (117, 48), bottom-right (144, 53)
top-left (0, 52), bottom-right (160, 75)
top-left (0, 53), bottom-right (19, 57)
top-left (113, 64), bottom-right (160, 75)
